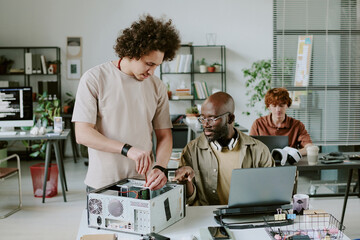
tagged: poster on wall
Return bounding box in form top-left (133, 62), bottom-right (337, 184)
top-left (67, 59), bottom-right (81, 79)
top-left (294, 35), bottom-right (313, 87)
top-left (67, 37), bottom-right (82, 79)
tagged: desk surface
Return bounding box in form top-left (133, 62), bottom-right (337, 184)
top-left (298, 153), bottom-right (360, 171)
top-left (0, 129), bottom-right (70, 141)
top-left (76, 205), bottom-right (350, 240)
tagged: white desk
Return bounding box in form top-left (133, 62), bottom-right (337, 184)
top-left (0, 129), bottom-right (71, 203)
top-left (76, 206), bottom-right (350, 240)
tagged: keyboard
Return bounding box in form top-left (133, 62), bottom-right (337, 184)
top-left (0, 131), bottom-right (18, 135)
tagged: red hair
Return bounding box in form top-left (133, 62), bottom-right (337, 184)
top-left (265, 88), bottom-right (292, 108)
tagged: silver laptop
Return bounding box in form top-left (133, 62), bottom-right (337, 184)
top-left (228, 166), bottom-right (296, 208)
top-left (251, 135), bottom-right (289, 152)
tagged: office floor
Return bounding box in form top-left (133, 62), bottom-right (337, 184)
top-left (1, 157), bottom-right (360, 240)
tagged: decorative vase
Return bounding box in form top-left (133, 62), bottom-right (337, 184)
top-left (207, 66), bottom-right (215, 73)
top-left (199, 65), bottom-right (207, 73)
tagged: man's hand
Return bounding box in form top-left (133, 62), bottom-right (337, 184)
top-left (173, 166), bottom-right (195, 182)
top-left (126, 147), bottom-right (152, 175)
top-left (144, 168), bottom-right (167, 190)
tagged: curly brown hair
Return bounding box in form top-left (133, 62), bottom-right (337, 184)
top-left (114, 15), bottom-right (181, 61)
top-left (265, 87), bottom-right (292, 108)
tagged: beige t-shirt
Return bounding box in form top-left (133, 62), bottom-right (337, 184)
top-left (72, 61), bottom-right (172, 188)
top-left (211, 141), bottom-right (241, 205)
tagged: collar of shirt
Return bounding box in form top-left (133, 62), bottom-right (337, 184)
top-left (266, 113), bottom-right (292, 129)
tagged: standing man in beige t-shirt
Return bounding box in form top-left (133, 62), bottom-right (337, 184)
top-left (72, 15), bottom-right (181, 190)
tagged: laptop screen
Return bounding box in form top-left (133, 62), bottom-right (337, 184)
top-left (228, 166), bottom-right (296, 208)
top-left (251, 135), bottom-right (289, 152)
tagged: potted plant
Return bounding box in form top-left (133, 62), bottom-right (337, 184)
top-left (63, 92), bottom-right (75, 114)
top-left (213, 62), bottom-right (222, 72)
top-left (166, 82), bottom-right (172, 100)
top-left (197, 58), bottom-right (207, 73)
top-left (185, 106), bottom-right (200, 117)
top-left (242, 59), bottom-right (272, 117)
top-left (22, 92), bottom-right (61, 158)
top-left (207, 63), bottom-right (215, 73)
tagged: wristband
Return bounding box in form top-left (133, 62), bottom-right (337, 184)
top-left (153, 165), bottom-right (168, 177)
top-left (121, 143), bottom-right (132, 157)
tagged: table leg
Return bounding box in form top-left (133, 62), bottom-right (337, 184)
top-left (340, 168), bottom-right (353, 228)
top-left (53, 141), bottom-right (68, 191)
top-left (358, 169), bottom-right (360, 198)
top-left (42, 142), bottom-right (52, 203)
top-left (70, 121), bottom-right (79, 158)
top-left (53, 140), bottom-right (67, 202)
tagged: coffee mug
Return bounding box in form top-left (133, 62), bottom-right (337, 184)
top-left (307, 145), bottom-right (319, 165)
top-left (293, 193), bottom-right (309, 214)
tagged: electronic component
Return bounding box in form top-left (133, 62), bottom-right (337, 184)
top-left (87, 178), bottom-right (185, 235)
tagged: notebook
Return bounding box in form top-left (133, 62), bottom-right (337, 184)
top-left (251, 135), bottom-right (289, 152)
top-left (227, 166), bottom-right (296, 208)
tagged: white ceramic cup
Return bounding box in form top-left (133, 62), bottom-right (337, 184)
top-left (293, 193), bottom-right (309, 213)
top-left (307, 145), bottom-right (319, 165)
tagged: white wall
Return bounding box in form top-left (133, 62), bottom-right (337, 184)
top-left (0, 0), bottom-right (272, 129)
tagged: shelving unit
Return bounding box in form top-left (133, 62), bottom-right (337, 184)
top-left (0, 46), bottom-right (61, 100)
top-left (160, 45), bottom-right (226, 147)
top-left (160, 44), bottom-right (226, 107)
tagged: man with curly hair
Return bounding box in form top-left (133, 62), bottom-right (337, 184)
top-left (72, 15), bottom-right (181, 191)
top-left (250, 87), bottom-right (313, 157)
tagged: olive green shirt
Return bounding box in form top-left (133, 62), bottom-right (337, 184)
top-left (179, 130), bottom-right (275, 206)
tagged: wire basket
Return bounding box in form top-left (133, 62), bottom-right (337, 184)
top-left (266, 213), bottom-right (345, 240)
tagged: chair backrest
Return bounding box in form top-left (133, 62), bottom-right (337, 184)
top-left (0, 154), bottom-right (22, 219)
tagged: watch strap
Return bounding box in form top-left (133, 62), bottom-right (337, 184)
top-left (153, 165), bottom-right (168, 178)
top-left (121, 143), bottom-right (132, 157)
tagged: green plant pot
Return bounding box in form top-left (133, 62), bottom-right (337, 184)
top-left (0, 148), bottom-right (8, 167)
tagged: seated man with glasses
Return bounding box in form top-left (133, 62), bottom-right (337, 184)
top-left (174, 92), bottom-right (274, 206)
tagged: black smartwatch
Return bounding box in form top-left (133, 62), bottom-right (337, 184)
top-left (121, 143), bottom-right (132, 157)
top-left (153, 165), bottom-right (168, 178)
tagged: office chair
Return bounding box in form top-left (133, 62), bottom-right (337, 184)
top-left (0, 154), bottom-right (22, 218)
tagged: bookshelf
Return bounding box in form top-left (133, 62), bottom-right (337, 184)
top-left (160, 45), bottom-right (226, 107)
top-left (0, 46), bottom-right (61, 101)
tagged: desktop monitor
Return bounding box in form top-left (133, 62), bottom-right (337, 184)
top-left (0, 87), bottom-right (33, 128)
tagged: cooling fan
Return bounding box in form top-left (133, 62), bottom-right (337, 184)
top-left (108, 199), bottom-right (124, 217)
top-left (88, 198), bottom-right (103, 215)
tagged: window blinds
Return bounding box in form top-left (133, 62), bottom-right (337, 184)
top-left (273, 0), bottom-right (360, 145)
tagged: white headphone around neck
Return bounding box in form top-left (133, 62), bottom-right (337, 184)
top-left (210, 130), bottom-right (239, 152)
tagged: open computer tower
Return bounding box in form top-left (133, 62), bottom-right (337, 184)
top-left (87, 178), bottom-right (185, 235)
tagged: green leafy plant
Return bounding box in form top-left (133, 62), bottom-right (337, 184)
top-left (22, 92), bottom-right (61, 158)
top-left (35, 91), bottom-right (61, 127)
top-left (197, 58), bottom-right (207, 66)
top-left (186, 106), bottom-right (199, 115)
top-left (242, 59), bottom-right (272, 117)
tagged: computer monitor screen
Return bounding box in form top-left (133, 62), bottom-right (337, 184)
top-left (0, 87), bottom-right (33, 128)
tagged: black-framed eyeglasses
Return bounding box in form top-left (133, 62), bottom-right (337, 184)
top-left (197, 112), bottom-right (230, 125)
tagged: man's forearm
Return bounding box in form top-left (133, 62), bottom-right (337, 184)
top-left (75, 122), bottom-right (124, 154)
top-left (154, 129), bottom-right (172, 168)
